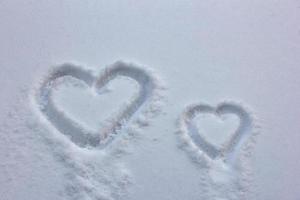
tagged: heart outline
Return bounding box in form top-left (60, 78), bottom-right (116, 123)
top-left (35, 61), bottom-right (156, 149)
top-left (179, 102), bottom-right (253, 162)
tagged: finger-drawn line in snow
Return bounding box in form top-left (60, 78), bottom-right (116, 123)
top-left (35, 61), bottom-right (157, 149)
top-left (179, 102), bottom-right (253, 163)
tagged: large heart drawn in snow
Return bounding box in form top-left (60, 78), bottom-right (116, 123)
top-left (36, 61), bottom-right (155, 148)
top-left (180, 102), bottom-right (253, 161)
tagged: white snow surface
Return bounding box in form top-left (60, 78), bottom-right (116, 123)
top-left (1, 1), bottom-right (300, 200)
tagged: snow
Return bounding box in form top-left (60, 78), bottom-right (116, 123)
top-left (1, 0), bottom-right (300, 200)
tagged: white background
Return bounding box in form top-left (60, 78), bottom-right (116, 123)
top-left (0, 0), bottom-right (300, 199)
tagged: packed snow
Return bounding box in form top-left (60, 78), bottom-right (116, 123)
top-left (1, 1), bottom-right (300, 200)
